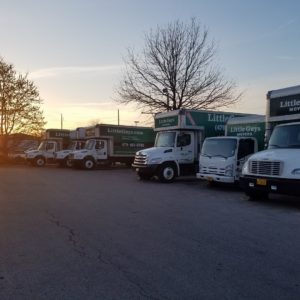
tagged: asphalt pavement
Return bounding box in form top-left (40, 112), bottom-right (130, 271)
top-left (1, 165), bottom-right (300, 299)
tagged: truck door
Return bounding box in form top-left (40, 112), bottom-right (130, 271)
top-left (95, 140), bottom-right (108, 161)
top-left (44, 141), bottom-right (57, 162)
top-left (176, 132), bottom-right (194, 164)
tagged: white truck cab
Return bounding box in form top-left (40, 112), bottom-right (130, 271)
top-left (26, 139), bottom-right (61, 167)
top-left (134, 129), bottom-right (200, 182)
top-left (54, 128), bottom-right (86, 167)
top-left (71, 139), bottom-right (109, 169)
top-left (26, 129), bottom-right (70, 167)
top-left (197, 136), bottom-right (257, 183)
top-left (55, 140), bottom-right (86, 167)
top-left (196, 115), bottom-right (265, 184)
top-left (241, 122), bottom-right (300, 198)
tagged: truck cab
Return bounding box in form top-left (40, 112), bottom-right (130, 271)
top-left (241, 122), bottom-right (300, 198)
top-left (54, 128), bottom-right (86, 167)
top-left (26, 139), bottom-right (61, 166)
top-left (133, 129), bottom-right (201, 182)
top-left (71, 138), bottom-right (109, 169)
top-left (196, 115), bottom-right (264, 184)
top-left (197, 136), bottom-right (257, 183)
top-left (25, 129), bottom-right (70, 167)
top-left (55, 140), bottom-right (86, 167)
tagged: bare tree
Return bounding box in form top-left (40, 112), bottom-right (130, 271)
top-left (117, 19), bottom-right (241, 114)
top-left (0, 57), bottom-right (46, 156)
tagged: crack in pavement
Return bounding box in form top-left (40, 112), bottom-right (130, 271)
top-left (46, 211), bottom-right (87, 258)
top-left (46, 211), bottom-right (168, 300)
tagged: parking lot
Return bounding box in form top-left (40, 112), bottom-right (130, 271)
top-left (1, 165), bottom-right (300, 299)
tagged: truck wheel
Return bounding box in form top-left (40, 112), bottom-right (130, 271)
top-left (245, 189), bottom-right (269, 201)
top-left (83, 157), bottom-right (95, 170)
top-left (34, 156), bottom-right (46, 167)
top-left (158, 163), bottom-right (176, 183)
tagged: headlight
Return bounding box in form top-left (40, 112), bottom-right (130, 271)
top-left (225, 164), bottom-right (233, 176)
top-left (291, 168), bottom-right (300, 176)
top-left (242, 160), bottom-right (249, 174)
top-left (149, 157), bottom-right (162, 164)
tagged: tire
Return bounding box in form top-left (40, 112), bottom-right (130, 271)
top-left (34, 156), bottom-right (46, 167)
top-left (245, 189), bottom-right (269, 201)
top-left (83, 157), bottom-right (95, 170)
top-left (158, 163), bottom-right (176, 183)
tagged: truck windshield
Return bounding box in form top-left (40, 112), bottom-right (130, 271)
top-left (155, 132), bottom-right (176, 147)
top-left (84, 140), bottom-right (95, 150)
top-left (268, 124), bottom-right (300, 149)
top-left (38, 141), bottom-right (47, 151)
top-left (201, 138), bottom-right (237, 158)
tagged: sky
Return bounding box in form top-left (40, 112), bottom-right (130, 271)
top-left (1, 0), bottom-right (299, 129)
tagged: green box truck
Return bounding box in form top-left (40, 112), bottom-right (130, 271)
top-left (70, 124), bottom-right (155, 169)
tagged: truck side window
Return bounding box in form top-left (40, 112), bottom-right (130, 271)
top-left (238, 139), bottom-right (255, 159)
top-left (46, 143), bottom-right (55, 151)
top-left (177, 134), bottom-right (191, 147)
top-left (95, 141), bottom-right (104, 150)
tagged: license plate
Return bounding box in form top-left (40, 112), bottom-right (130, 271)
top-left (256, 178), bottom-right (267, 186)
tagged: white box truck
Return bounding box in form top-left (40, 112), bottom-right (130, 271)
top-left (241, 85), bottom-right (300, 199)
top-left (70, 124), bottom-right (155, 170)
top-left (132, 109), bottom-right (249, 182)
top-left (196, 115), bottom-right (265, 184)
top-left (26, 129), bottom-right (71, 167)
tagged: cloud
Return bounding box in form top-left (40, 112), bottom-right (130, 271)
top-left (30, 64), bottom-right (123, 79)
top-left (278, 19), bottom-right (296, 31)
top-left (63, 101), bottom-right (114, 107)
top-left (273, 55), bottom-right (297, 61)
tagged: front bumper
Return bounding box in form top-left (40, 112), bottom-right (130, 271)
top-left (240, 175), bottom-right (300, 196)
top-left (132, 164), bottom-right (159, 176)
top-left (196, 172), bottom-right (235, 183)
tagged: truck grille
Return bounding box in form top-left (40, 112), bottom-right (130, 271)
top-left (133, 153), bottom-right (147, 166)
top-left (201, 166), bottom-right (226, 176)
top-left (249, 160), bottom-right (282, 176)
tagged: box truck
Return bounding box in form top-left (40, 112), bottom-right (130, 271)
top-left (196, 115), bottom-right (265, 184)
top-left (132, 109), bottom-right (250, 182)
top-left (26, 129), bottom-right (71, 167)
top-left (54, 128), bottom-right (86, 167)
top-left (70, 124), bottom-right (155, 169)
top-left (241, 85), bottom-right (300, 199)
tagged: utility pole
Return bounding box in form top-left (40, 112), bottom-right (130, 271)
top-left (117, 109), bottom-right (120, 126)
top-left (61, 114), bottom-right (63, 130)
